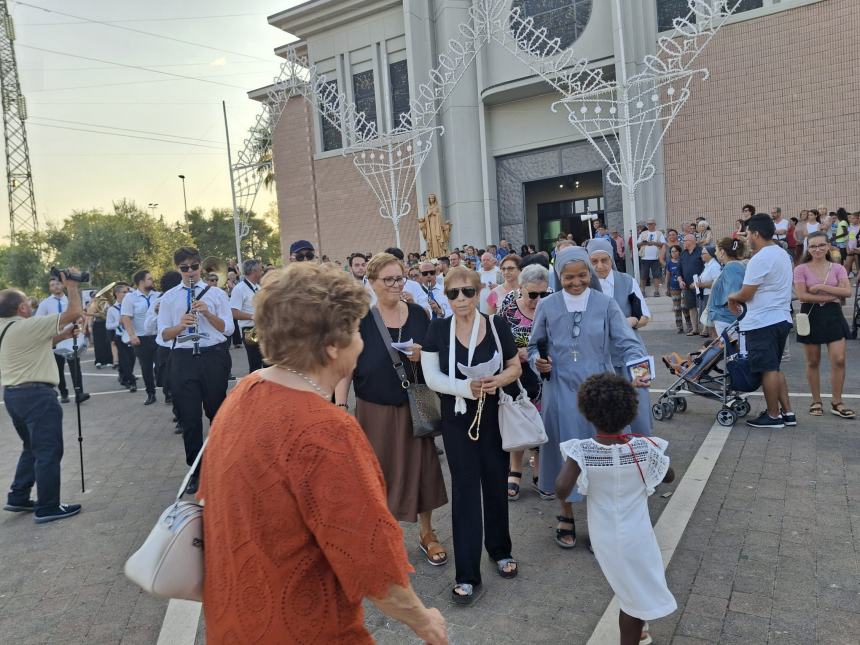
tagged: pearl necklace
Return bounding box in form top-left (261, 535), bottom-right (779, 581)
top-left (282, 367), bottom-right (331, 399)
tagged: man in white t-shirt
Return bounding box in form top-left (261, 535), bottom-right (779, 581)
top-left (771, 207), bottom-right (789, 248)
top-left (728, 213), bottom-right (795, 429)
top-left (477, 252), bottom-right (500, 314)
top-left (636, 218), bottom-right (667, 297)
top-left (229, 259), bottom-right (263, 373)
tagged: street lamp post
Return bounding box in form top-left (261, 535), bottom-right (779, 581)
top-left (147, 203), bottom-right (158, 217)
top-left (178, 175), bottom-right (188, 225)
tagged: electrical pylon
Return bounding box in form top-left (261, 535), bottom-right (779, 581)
top-left (0, 1), bottom-right (37, 240)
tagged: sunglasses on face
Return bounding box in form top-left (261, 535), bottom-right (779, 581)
top-left (527, 291), bottom-right (550, 300)
top-left (446, 287), bottom-right (477, 300)
top-left (381, 276), bottom-right (406, 287)
top-left (294, 251), bottom-right (315, 261)
top-left (178, 263), bottom-right (200, 273)
top-left (421, 270), bottom-right (436, 277)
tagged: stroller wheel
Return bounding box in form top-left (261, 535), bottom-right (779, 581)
top-left (672, 397), bottom-right (687, 413)
top-left (661, 402), bottom-right (674, 420)
top-left (652, 402), bottom-right (666, 421)
top-left (731, 399), bottom-right (751, 418)
top-left (716, 408), bottom-right (737, 427)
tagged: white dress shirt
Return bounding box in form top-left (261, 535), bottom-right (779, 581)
top-left (229, 278), bottom-right (258, 330)
top-left (157, 281), bottom-right (234, 348)
top-left (120, 288), bottom-right (160, 337)
top-left (106, 302), bottom-right (129, 343)
top-left (35, 294), bottom-right (68, 317)
top-left (422, 283), bottom-right (452, 318)
top-left (145, 296), bottom-right (166, 345)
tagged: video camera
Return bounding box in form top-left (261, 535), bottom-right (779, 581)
top-left (50, 267), bottom-right (91, 283)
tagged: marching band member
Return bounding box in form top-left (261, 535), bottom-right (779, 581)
top-left (35, 277), bottom-right (88, 403)
top-left (157, 247), bottom-right (233, 495)
top-left (121, 270), bottom-right (160, 405)
top-left (229, 258), bottom-right (263, 373)
top-left (106, 283), bottom-right (136, 392)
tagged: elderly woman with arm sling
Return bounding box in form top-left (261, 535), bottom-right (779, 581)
top-left (528, 247), bottom-right (652, 549)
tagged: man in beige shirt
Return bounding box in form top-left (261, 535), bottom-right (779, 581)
top-left (0, 270), bottom-right (84, 523)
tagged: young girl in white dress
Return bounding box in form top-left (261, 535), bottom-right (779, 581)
top-left (556, 373), bottom-right (677, 645)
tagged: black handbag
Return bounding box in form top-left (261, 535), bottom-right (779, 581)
top-left (370, 308), bottom-right (441, 438)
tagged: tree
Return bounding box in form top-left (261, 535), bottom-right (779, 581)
top-left (0, 232), bottom-right (51, 294)
top-left (46, 200), bottom-right (191, 286)
top-left (186, 206), bottom-right (281, 266)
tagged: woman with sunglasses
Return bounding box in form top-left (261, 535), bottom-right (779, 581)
top-left (352, 253), bottom-right (449, 567)
top-left (794, 231), bottom-right (854, 419)
top-left (496, 263), bottom-right (553, 501)
top-left (486, 254), bottom-right (522, 315)
top-left (587, 238), bottom-right (653, 436)
top-left (421, 266), bottom-right (522, 605)
top-left (528, 247), bottom-right (649, 549)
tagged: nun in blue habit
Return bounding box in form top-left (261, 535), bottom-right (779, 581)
top-left (528, 246), bottom-right (651, 549)
top-left (586, 237), bottom-right (654, 437)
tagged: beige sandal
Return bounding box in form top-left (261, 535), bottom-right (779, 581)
top-left (831, 402), bottom-right (856, 419)
top-left (418, 531), bottom-right (448, 566)
top-left (809, 401), bottom-right (823, 416)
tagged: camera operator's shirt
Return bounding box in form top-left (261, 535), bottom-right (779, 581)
top-left (0, 314), bottom-right (62, 386)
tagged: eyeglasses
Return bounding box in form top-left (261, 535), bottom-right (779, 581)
top-left (446, 287), bottom-right (477, 300)
top-left (178, 263), bottom-right (200, 273)
top-left (294, 251), bottom-right (315, 261)
top-left (808, 243), bottom-right (828, 250)
top-left (207, 277), bottom-right (218, 282)
top-left (421, 270), bottom-right (436, 277)
top-left (570, 311), bottom-right (583, 339)
top-left (381, 276), bottom-right (406, 287)
top-left (501, 266), bottom-right (518, 272)
top-left (527, 291), bottom-right (550, 300)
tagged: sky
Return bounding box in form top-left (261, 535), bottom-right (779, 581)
top-left (2, 0), bottom-right (307, 240)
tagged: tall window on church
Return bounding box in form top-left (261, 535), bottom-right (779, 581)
top-left (352, 70), bottom-right (378, 139)
top-left (320, 80), bottom-right (342, 152)
top-left (735, 0), bottom-right (764, 11)
top-left (389, 60), bottom-right (411, 130)
top-left (656, 0), bottom-right (694, 32)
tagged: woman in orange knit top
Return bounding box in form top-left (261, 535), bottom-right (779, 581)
top-left (199, 263), bottom-right (447, 645)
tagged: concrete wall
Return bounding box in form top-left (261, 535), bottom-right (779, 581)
top-left (663, 0), bottom-right (860, 235)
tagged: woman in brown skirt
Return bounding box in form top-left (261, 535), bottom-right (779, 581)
top-left (352, 253), bottom-right (449, 566)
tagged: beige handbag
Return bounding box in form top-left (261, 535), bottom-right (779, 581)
top-left (488, 316), bottom-right (548, 452)
top-left (124, 440), bottom-right (207, 601)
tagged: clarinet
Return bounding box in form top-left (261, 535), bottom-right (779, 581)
top-left (185, 274), bottom-right (201, 357)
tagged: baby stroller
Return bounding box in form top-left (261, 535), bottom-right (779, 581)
top-left (654, 319), bottom-right (759, 427)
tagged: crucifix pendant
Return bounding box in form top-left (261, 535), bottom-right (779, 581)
top-left (572, 349), bottom-right (579, 362)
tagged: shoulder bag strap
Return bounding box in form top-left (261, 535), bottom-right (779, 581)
top-left (176, 438), bottom-right (207, 501)
top-left (0, 320), bottom-right (17, 354)
top-left (370, 307), bottom-right (411, 388)
top-left (489, 315), bottom-right (526, 396)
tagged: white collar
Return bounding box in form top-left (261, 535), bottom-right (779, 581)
top-left (562, 288), bottom-right (591, 312)
top-left (598, 272), bottom-right (615, 292)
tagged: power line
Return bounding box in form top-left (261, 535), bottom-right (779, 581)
top-left (12, 1), bottom-right (271, 62)
top-left (28, 121), bottom-right (225, 149)
top-left (30, 116), bottom-right (226, 144)
top-left (20, 60), bottom-right (273, 72)
top-left (17, 43), bottom-right (248, 89)
top-left (18, 12), bottom-right (260, 26)
top-left (25, 68), bottom-right (272, 93)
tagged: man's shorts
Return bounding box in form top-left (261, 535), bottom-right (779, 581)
top-left (745, 321), bottom-right (792, 374)
top-left (682, 286), bottom-right (698, 310)
top-left (640, 259), bottom-right (663, 280)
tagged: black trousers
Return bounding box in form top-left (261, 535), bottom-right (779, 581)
top-left (91, 319), bottom-right (112, 365)
top-left (168, 344), bottom-right (229, 466)
top-left (231, 319), bottom-right (242, 347)
top-left (242, 333), bottom-right (263, 372)
top-left (156, 345), bottom-right (171, 395)
top-left (441, 401), bottom-right (512, 587)
top-left (133, 335), bottom-right (158, 395)
top-left (54, 353), bottom-right (83, 397)
top-left (115, 337), bottom-right (136, 386)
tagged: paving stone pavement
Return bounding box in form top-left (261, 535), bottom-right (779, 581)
top-left (0, 331), bottom-right (857, 644)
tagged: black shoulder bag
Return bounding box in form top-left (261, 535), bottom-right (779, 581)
top-left (370, 307), bottom-right (441, 438)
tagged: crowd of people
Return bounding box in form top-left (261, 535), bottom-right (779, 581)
top-left (0, 202), bottom-right (856, 643)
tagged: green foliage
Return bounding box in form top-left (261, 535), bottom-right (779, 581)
top-left (0, 200), bottom-right (281, 296)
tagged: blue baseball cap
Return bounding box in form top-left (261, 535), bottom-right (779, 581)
top-left (289, 240), bottom-right (314, 255)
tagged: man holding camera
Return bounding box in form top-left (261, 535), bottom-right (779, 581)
top-left (0, 269), bottom-right (85, 523)
top-left (34, 277), bottom-right (89, 404)
top-left (157, 247), bottom-right (233, 495)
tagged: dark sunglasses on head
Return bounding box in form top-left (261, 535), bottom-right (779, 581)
top-left (527, 291), bottom-right (550, 300)
top-left (421, 270), bottom-right (436, 277)
top-left (178, 263), bottom-right (200, 273)
top-left (295, 251), bottom-right (315, 261)
top-left (446, 287), bottom-right (477, 300)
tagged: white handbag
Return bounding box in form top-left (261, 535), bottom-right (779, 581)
top-left (488, 316), bottom-right (548, 452)
top-left (124, 440), bottom-right (207, 601)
